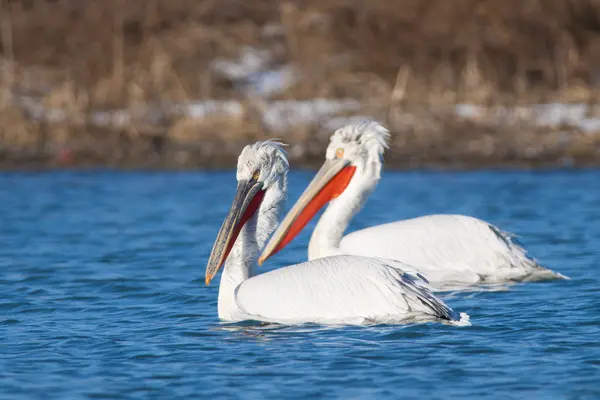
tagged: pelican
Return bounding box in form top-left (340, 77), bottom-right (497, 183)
top-left (205, 140), bottom-right (470, 326)
top-left (259, 121), bottom-right (567, 290)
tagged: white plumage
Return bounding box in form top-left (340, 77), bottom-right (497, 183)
top-left (260, 121), bottom-right (567, 291)
top-left (205, 140), bottom-right (469, 326)
top-left (340, 214), bottom-right (567, 290)
top-left (235, 255), bottom-right (468, 325)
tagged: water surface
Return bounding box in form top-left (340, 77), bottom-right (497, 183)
top-left (1, 169), bottom-right (599, 399)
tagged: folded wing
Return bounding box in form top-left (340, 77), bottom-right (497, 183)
top-left (234, 255), bottom-right (465, 325)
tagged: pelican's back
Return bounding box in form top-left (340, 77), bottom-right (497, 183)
top-left (339, 214), bottom-right (566, 288)
top-left (234, 255), bottom-right (467, 325)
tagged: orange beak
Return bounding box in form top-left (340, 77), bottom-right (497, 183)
top-left (259, 159), bottom-right (355, 264)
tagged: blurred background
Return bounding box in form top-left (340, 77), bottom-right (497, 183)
top-left (3, 0), bottom-right (600, 170)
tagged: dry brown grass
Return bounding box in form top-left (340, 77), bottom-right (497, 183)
top-left (2, 0), bottom-right (600, 168)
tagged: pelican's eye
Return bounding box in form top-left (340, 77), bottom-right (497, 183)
top-left (335, 148), bottom-right (344, 159)
top-left (252, 170), bottom-right (261, 180)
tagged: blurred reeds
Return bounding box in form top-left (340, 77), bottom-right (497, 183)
top-left (2, 0), bottom-right (600, 169)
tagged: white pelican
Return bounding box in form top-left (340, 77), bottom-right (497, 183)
top-left (205, 140), bottom-right (470, 326)
top-left (259, 121), bottom-right (567, 290)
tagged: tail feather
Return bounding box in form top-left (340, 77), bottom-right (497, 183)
top-left (490, 225), bottom-right (569, 281)
top-left (523, 266), bottom-right (570, 282)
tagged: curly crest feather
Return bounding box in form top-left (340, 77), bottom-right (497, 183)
top-left (330, 120), bottom-right (390, 154)
top-left (326, 120), bottom-right (390, 172)
top-left (237, 140), bottom-right (289, 189)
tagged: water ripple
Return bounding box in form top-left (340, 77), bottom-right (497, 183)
top-left (0, 170), bottom-right (599, 399)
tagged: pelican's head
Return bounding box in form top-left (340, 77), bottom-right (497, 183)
top-left (236, 140), bottom-right (289, 191)
top-left (205, 140), bottom-right (288, 285)
top-left (325, 120), bottom-right (390, 172)
top-left (259, 120), bottom-right (390, 264)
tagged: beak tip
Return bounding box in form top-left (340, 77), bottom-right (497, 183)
top-left (205, 276), bottom-right (211, 286)
top-left (257, 256), bottom-right (265, 266)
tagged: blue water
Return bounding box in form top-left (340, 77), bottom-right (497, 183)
top-left (1, 169), bottom-right (599, 399)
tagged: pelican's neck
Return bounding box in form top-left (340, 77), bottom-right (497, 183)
top-left (308, 160), bottom-right (381, 260)
top-left (218, 178), bottom-right (286, 320)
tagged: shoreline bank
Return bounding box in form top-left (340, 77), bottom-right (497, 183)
top-left (4, 0), bottom-right (600, 170)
